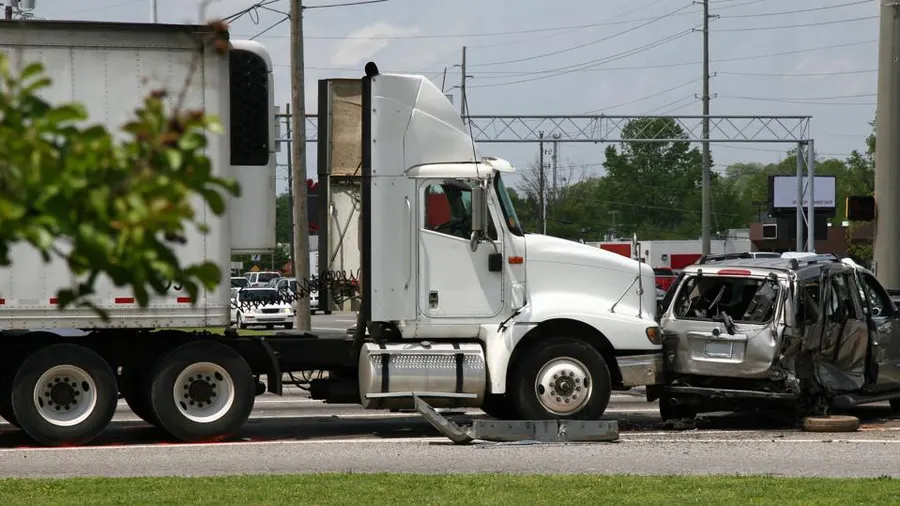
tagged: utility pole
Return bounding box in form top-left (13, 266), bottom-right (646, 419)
top-left (290, 0), bottom-right (311, 331)
top-left (460, 46), bottom-right (467, 120)
top-left (539, 131), bottom-right (546, 235)
top-left (153, 0), bottom-right (157, 22)
top-left (874, 0), bottom-right (900, 289)
top-left (285, 103), bottom-right (295, 267)
top-left (700, 0), bottom-right (712, 255)
top-left (551, 134), bottom-right (560, 194)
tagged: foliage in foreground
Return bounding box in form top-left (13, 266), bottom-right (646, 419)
top-left (0, 473), bottom-right (897, 505)
top-left (0, 22), bottom-right (235, 316)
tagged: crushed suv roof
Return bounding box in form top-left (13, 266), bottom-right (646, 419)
top-left (688, 253), bottom-right (841, 275)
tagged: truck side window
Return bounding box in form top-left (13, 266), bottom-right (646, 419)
top-left (424, 181), bottom-right (497, 241)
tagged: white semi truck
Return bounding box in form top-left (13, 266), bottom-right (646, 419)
top-left (0, 20), bottom-right (663, 447)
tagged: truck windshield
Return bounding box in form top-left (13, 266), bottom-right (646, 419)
top-left (493, 174), bottom-right (524, 236)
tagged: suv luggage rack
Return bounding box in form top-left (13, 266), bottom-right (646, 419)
top-left (696, 252), bottom-right (840, 270)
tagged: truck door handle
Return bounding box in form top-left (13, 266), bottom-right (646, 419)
top-left (405, 197), bottom-right (412, 290)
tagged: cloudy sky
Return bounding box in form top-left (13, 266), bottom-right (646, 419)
top-left (32, 0), bottom-right (878, 194)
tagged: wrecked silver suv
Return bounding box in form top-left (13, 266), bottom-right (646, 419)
top-left (652, 252), bottom-right (900, 422)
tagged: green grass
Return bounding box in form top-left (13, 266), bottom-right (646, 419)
top-left (0, 474), bottom-right (897, 505)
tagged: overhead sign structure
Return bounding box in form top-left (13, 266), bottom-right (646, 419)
top-left (769, 175), bottom-right (836, 210)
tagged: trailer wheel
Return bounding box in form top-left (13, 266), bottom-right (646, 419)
top-left (119, 368), bottom-right (159, 427)
top-left (512, 337), bottom-right (612, 420)
top-left (148, 341), bottom-right (255, 443)
top-left (10, 344), bottom-right (117, 446)
top-left (0, 375), bottom-right (19, 428)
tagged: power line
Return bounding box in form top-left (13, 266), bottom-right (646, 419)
top-left (223, 0), bottom-right (282, 22)
top-left (467, 38), bottom-right (876, 80)
top-left (466, 2), bottom-right (693, 67)
top-left (718, 69), bottom-right (876, 77)
top-left (723, 0), bottom-right (871, 18)
top-left (711, 15), bottom-right (876, 32)
top-left (468, 27), bottom-right (698, 89)
top-left (719, 93), bottom-right (875, 106)
top-left (304, 0), bottom-right (388, 9)
top-left (247, 0), bottom-right (701, 41)
top-left (582, 77), bottom-right (704, 114)
top-left (250, 14), bottom-right (290, 40)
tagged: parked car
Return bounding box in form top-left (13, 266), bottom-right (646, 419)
top-left (230, 287), bottom-right (295, 329)
top-left (654, 253), bottom-right (900, 422)
top-left (231, 276), bottom-right (249, 288)
top-left (273, 278), bottom-right (320, 314)
top-left (243, 271), bottom-right (281, 287)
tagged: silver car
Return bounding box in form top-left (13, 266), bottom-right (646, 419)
top-left (654, 253), bottom-right (900, 421)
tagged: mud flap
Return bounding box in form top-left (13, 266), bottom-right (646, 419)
top-left (413, 395), bottom-right (619, 445)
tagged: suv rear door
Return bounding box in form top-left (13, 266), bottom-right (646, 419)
top-left (661, 269), bottom-right (785, 379)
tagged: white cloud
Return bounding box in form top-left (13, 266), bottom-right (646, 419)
top-left (330, 23), bottom-right (419, 67)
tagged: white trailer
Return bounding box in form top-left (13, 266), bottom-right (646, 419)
top-left (0, 21), bottom-right (663, 447)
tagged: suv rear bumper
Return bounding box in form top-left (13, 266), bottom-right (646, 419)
top-left (618, 353), bottom-right (664, 387)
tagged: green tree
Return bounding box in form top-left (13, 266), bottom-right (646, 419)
top-left (275, 192), bottom-right (292, 244)
top-left (0, 22), bottom-right (237, 317)
top-left (601, 118), bottom-right (704, 239)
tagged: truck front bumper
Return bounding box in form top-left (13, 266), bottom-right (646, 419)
top-left (618, 353), bottom-right (664, 387)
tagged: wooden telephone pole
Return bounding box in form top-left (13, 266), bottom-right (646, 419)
top-left (290, 0), bottom-right (311, 331)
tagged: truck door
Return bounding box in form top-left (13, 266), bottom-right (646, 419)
top-left (418, 179), bottom-right (503, 318)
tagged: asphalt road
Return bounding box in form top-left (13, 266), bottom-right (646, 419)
top-left (2, 312), bottom-right (900, 478)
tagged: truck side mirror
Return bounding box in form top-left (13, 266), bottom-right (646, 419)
top-left (471, 186), bottom-right (485, 234)
top-left (470, 185), bottom-right (486, 252)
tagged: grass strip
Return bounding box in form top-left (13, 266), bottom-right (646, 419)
top-left (0, 473), bottom-right (897, 505)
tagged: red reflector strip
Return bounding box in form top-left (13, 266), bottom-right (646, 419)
top-left (49, 297), bottom-right (58, 304)
top-left (176, 297), bottom-right (193, 303)
top-left (0, 298), bottom-right (5, 305)
top-left (114, 297), bottom-right (135, 304)
top-left (717, 269), bottom-right (752, 276)
top-left (508, 256), bottom-right (524, 264)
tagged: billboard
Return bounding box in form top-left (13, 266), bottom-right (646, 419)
top-left (769, 175), bottom-right (836, 210)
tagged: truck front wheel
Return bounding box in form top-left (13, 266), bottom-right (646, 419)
top-left (512, 337), bottom-right (612, 420)
top-left (148, 341), bottom-right (255, 443)
top-left (10, 344), bottom-right (118, 446)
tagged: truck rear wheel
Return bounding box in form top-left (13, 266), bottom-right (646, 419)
top-left (512, 337), bottom-right (612, 420)
top-left (148, 341), bottom-right (255, 443)
top-left (10, 344), bottom-right (118, 446)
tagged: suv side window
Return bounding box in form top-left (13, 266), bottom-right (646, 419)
top-left (824, 272), bottom-right (861, 322)
top-left (860, 273), bottom-right (896, 318)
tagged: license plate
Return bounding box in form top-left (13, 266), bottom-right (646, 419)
top-left (704, 340), bottom-right (733, 359)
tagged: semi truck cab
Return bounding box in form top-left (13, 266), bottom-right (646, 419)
top-left (318, 67), bottom-right (663, 420)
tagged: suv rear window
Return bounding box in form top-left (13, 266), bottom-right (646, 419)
top-left (654, 267), bottom-right (675, 276)
top-left (672, 275), bottom-right (781, 324)
top-left (258, 272), bottom-right (281, 283)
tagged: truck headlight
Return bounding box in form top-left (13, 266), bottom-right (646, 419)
top-left (645, 326), bottom-right (662, 345)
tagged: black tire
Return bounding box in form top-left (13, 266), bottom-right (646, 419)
top-left (479, 394), bottom-right (520, 420)
top-left (0, 374), bottom-right (19, 428)
top-left (284, 323), bottom-right (294, 330)
top-left (148, 341), bottom-right (256, 443)
top-left (889, 398), bottom-right (900, 413)
top-left (9, 343), bottom-right (118, 446)
top-left (658, 393), bottom-right (698, 421)
top-left (119, 367), bottom-right (160, 427)
top-left (512, 337), bottom-right (612, 420)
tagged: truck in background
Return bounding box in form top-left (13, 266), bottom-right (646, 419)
top-left (0, 20), bottom-right (662, 447)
